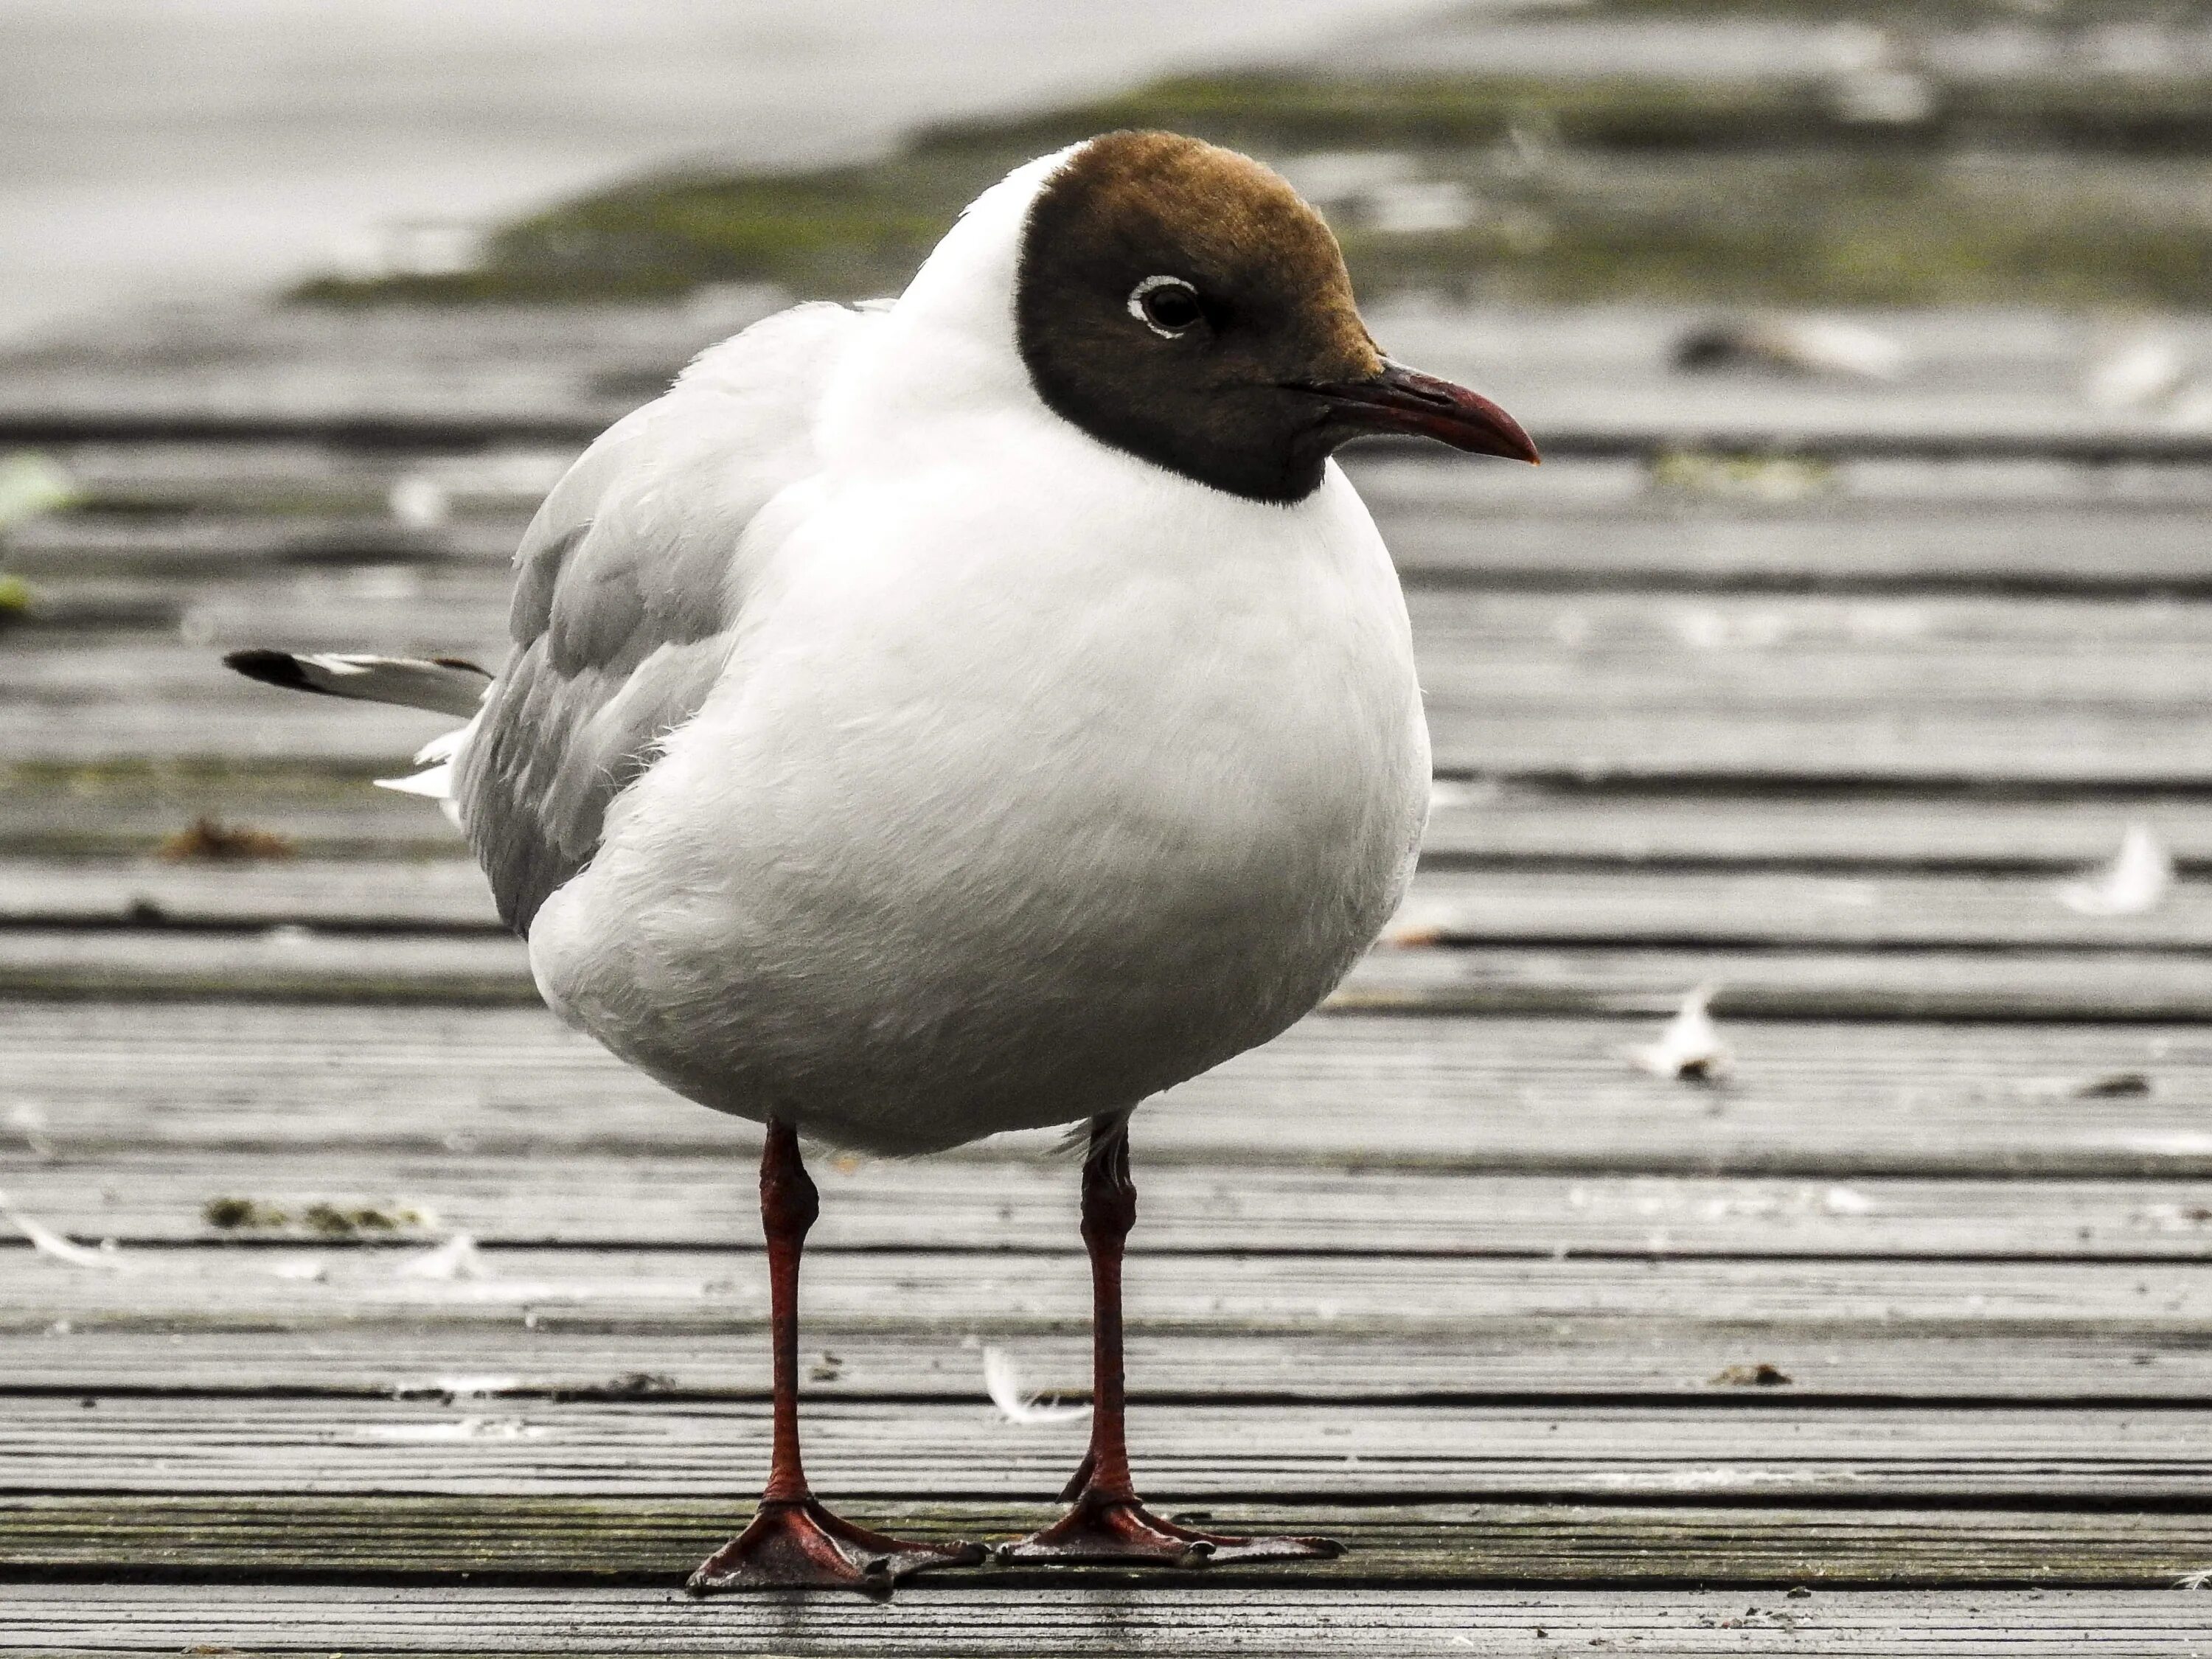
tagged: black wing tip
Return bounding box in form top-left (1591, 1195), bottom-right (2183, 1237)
top-left (223, 648), bottom-right (325, 695)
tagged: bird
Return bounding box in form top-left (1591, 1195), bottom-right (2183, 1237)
top-left (226, 129), bottom-right (1537, 1596)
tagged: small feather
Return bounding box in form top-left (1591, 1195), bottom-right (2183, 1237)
top-left (1627, 985), bottom-right (1733, 1082)
top-left (983, 1346), bottom-right (1089, 1425)
top-left (395, 1234), bottom-right (487, 1281)
top-left (1, 1197), bottom-right (129, 1271)
top-left (2058, 823), bottom-right (2174, 917)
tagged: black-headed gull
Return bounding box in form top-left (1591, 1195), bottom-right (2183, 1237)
top-left (229, 130), bottom-right (1537, 1595)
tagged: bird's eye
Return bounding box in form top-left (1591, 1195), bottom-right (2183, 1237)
top-left (1128, 276), bottom-right (1203, 338)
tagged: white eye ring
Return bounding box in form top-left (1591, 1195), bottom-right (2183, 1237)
top-left (1127, 274), bottom-right (1201, 338)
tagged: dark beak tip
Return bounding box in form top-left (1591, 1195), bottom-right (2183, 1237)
top-left (1483, 418), bottom-right (1543, 467)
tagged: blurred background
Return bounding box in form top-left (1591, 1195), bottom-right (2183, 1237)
top-left (0, 0), bottom-right (1458, 340)
top-left (18, 0), bottom-right (2212, 332)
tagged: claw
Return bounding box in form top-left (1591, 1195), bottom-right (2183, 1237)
top-left (686, 1497), bottom-right (982, 1596)
top-left (992, 1489), bottom-right (1342, 1571)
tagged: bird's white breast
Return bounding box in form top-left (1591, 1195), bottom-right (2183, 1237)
top-left (529, 419), bottom-right (1426, 1153)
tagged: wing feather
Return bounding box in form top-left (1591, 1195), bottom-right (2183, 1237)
top-left (456, 301), bottom-right (873, 931)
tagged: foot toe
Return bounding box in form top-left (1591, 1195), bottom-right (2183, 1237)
top-left (686, 1498), bottom-right (983, 1596)
top-left (993, 1493), bottom-right (1343, 1570)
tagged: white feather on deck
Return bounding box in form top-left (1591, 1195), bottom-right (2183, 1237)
top-left (1627, 986), bottom-right (1734, 1082)
top-left (983, 1346), bottom-right (1090, 1425)
top-left (1, 1196), bottom-right (130, 1271)
top-left (2057, 822), bottom-right (2174, 917)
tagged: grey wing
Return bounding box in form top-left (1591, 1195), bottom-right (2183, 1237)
top-left (456, 301), bottom-right (870, 931)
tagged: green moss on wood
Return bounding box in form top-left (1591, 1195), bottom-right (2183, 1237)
top-left (295, 65), bottom-right (2212, 311)
top-left (5, 1496), bottom-right (2208, 1587)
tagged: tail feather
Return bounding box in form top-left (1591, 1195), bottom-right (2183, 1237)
top-left (224, 650), bottom-right (490, 717)
top-left (226, 649), bottom-right (486, 828)
top-left (374, 717), bottom-right (477, 826)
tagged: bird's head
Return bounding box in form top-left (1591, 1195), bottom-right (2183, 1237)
top-left (1011, 130), bottom-right (1537, 504)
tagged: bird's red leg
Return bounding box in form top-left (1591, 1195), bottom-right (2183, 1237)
top-left (993, 1113), bottom-right (1343, 1569)
top-left (687, 1119), bottom-right (982, 1597)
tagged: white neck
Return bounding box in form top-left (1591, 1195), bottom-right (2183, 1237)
top-left (816, 145), bottom-right (1082, 462)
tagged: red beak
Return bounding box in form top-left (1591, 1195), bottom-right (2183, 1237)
top-left (1299, 358), bottom-right (1540, 465)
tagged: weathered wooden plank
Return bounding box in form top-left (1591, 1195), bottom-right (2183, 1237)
top-left (10, 1004), bottom-right (2212, 1175)
top-left (7, 1496), bottom-right (2208, 1589)
top-left (26, 503), bottom-right (2212, 599)
top-left (27, 697), bottom-right (2212, 785)
top-left (27, 1584), bottom-right (2212, 1658)
top-left (18, 588), bottom-right (2212, 782)
top-left (0, 703), bottom-right (462, 772)
top-left (1340, 946), bottom-right (2212, 1023)
top-left (41, 441), bottom-right (2212, 523)
top-left (50, 442), bottom-right (574, 520)
top-left (46, 626), bottom-right (2212, 730)
top-left (0, 858), bottom-right (501, 931)
top-left (8, 566), bottom-right (515, 654)
top-left (18, 856), bottom-right (2212, 950)
top-left (2, 1396), bottom-right (2206, 1502)
top-left (4, 1584), bottom-right (2205, 1658)
top-left (13, 771), bottom-right (2212, 874)
top-left (11, 639), bottom-right (514, 708)
top-left (3, 516), bottom-right (522, 578)
top-left (1394, 869), bottom-right (2212, 950)
top-left (30, 588), bottom-right (2212, 692)
top-left (0, 301), bottom-right (2189, 397)
top-left (22, 396), bottom-right (2212, 463)
top-left (11, 1325), bottom-right (2206, 1404)
top-left (1354, 451), bottom-right (2212, 511)
top-left (0, 407), bottom-right (622, 452)
top-left (16, 312), bottom-right (2212, 470)
top-left (1386, 508), bottom-right (2212, 597)
top-left (12, 1155), bottom-right (2208, 1259)
top-left (1417, 790), bottom-right (2212, 874)
top-left (17, 926), bottom-right (2212, 1021)
top-left (0, 928), bottom-right (532, 1004)
top-left (0, 295), bottom-right (737, 377)
top-left (49, 439), bottom-right (566, 506)
top-left (5, 1245), bottom-right (2204, 1340)
top-left (0, 582), bottom-right (173, 633)
top-left (0, 785), bottom-right (465, 858)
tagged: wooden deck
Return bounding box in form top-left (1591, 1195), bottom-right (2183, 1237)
top-left (4, 305), bottom-right (2211, 1654)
